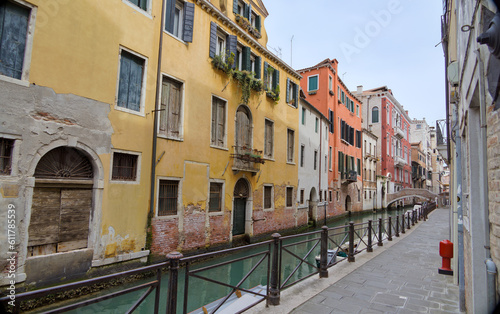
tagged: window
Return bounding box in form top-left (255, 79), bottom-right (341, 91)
top-left (211, 96), bottom-right (226, 147)
top-left (416, 124), bottom-right (422, 129)
top-left (0, 138), bottom-right (14, 175)
top-left (264, 62), bottom-right (279, 93)
top-left (287, 129), bottom-right (295, 163)
top-left (209, 182), bottom-right (223, 212)
top-left (300, 145), bottom-right (305, 167)
top-left (264, 119), bottom-right (274, 158)
top-left (308, 75), bottom-right (318, 92)
top-left (319, 190), bottom-right (323, 202)
top-left (158, 180), bottom-right (179, 216)
top-left (286, 187), bottom-right (293, 207)
top-left (235, 45), bottom-right (243, 70)
top-left (300, 189), bottom-right (304, 204)
top-left (112, 152), bottom-right (138, 181)
top-left (117, 49), bottom-right (146, 113)
top-left (286, 78), bottom-right (298, 107)
top-left (329, 76), bottom-right (333, 91)
top-left (372, 107), bottom-right (379, 123)
top-left (357, 158), bottom-right (361, 175)
top-left (216, 29), bottom-right (226, 56)
top-left (356, 130), bottom-right (361, 148)
top-left (301, 107), bottom-right (306, 125)
top-left (328, 110), bottom-right (334, 133)
top-left (165, 0), bottom-right (195, 42)
top-left (356, 104), bottom-right (359, 117)
top-left (127, 0), bottom-right (149, 11)
top-left (387, 108), bottom-right (390, 125)
top-left (264, 185), bottom-right (273, 209)
top-left (328, 147), bottom-right (332, 170)
top-left (315, 118), bottom-right (319, 133)
top-left (329, 190), bottom-right (332, 202)
top-left (160, 76), bottom-right (183, 138)
top-left (314, 150), bottom-right (318, 170)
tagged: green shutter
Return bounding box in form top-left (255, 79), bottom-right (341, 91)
top-left (263, 61), bottom-right (268, 87)
top-left (233, 0), bottom-right (239, 14)
top-left (273, 69), bottom-right (280, 92)
top-left (0, 2), bottom-right (29, 79)
top-left (286, 78), bottom-right (290, 103)
top-left (183, 2), bottom-right (195, 43)
top-left (255, 15), bottom-right (261, 32)
top-left (242, 46), bottom-right (251, 71)
top-left (209, 22), bottom-right (217, 58)
top-left (255, 56), bottom-right (261, 78)
top-left (293, 82), bottom-right (298, 107)
top-left (165, 0), bottom-right (175, 33)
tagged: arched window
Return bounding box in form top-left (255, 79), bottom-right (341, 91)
top-left (372, 107), bottom-right (379, 123)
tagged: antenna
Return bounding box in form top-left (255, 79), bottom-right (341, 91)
top-left (268, 45), bottom-right (282, 59)
top-left (290, 35), bottom-right (294, 67)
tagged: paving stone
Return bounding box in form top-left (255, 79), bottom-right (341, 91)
top-left (407, 297), bottom-right (440, 309)
top-left (324, 286), bottom-right (355, 297)
top-left (319, 290), bottom-right (343, 300)
top-left (372, 293), bottom-right (407, 307)
top-left (296, 302), bottom-right (334, 314)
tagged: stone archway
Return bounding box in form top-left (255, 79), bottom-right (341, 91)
top-left (233, 178), bottom-right (250, 236)
top-left (308, 187), bottom-right (318, 222)
top-left (345, 195), bottom-right (352, 212)
top-left (28, 147), bottom-right (95, 257)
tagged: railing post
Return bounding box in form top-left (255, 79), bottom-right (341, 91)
top-left (388, 217), bottom-right (393, 241)
top-left (269, 233), bottom-right (281, 306)
top-left (153, 267), bottom-right (162, 314)
top-left (320, 226), bottom-right (329, 278)
top-left (395, 215), bottom-right (400, 237)
top-left (401, 214), bottom-right (405, 234)
top-left (412, 210), bottom-right (416, 226)
top-left (407, 212), bottom-right (411, 230)
top-left (378, 218), bottom-right (383, 246)
top-left (166, 251), bottom-right (183, 314)
top-left (348, 222), bottom-right (355, 262)
top-left (367, 220), bottom-right (373, 252)
top-left (424, 205), bottom-right (427, 221)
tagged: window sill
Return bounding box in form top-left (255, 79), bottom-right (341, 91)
top-left (263, 156), bottom-right (275, 162)
top-left (286, 161), bottom-right (296, 166)
top-left (154, 214), bottom-right (179, 220)
top-left (163, 30), bottom-right (188, 45)
top-left (209, 211), bottom-right (224, 216)
top-left (210, 145), bottom-right (229, 151)
top-left (308, 90), bottom-right (317, 95)
top-left (0, 75), bottom-right (30, 87)
top-left (110, 179), bottom-right (140, 185)
top-left (114, 105), bottom-right (145, 117)
top-left (263, 208), bottom-right (274, 212)
top-left (122, 0), bottom-right (153, 19)
top-left (158, 134), bottom-right (184, 142)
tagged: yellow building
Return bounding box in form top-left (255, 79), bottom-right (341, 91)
top-left (0, 0), bottom-right (300, 287)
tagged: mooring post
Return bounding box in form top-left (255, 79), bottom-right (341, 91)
top-left (401, 214), bottom-right (405, 234)
top-left (395, 215), bottom-right (400, 237)
top-left (388, 217), bottom-right (393, 241)
top-left (166, 251), bottom-right (183, 314)
top-left (269, 233), bottom-right (281, 305)
top-left (378, 218), bottom-right (383, 246)
top-left (348, 222), bottom-right (355, 262)
top-left (320, 226), bottom-right (329, 278)
top-left (367, 220), bottom-right (373, 252)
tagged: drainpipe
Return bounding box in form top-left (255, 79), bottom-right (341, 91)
top-left (475, 48), bottom-right (496, 312)
top-left (149, 1), bottom-right (167, 242)
top-left (319, 116), bottom-right (324, 226)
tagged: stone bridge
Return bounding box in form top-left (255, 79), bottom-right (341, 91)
top-left (387, 188), bottom-right (438, 206)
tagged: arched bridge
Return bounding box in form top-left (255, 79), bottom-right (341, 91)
top-left (387, 188), bottom-right (438, 205)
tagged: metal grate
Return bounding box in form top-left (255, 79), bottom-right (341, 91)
top-left (286, 187), bottom-right (293, 207)
top-left (0, 138), bottom-right (14, 175)
top-left (264, 186), bottom-right (272, 208)
top-left (158, 180), bottom-right (178, 216)
top-left (234, 179), bottom-right (249, 198)
top-left (35, 147), bottom-right (93, 179)
top-left (112, 153), bottom-right (137, 181)
top-left (209, 183), bottom-right (222, 212)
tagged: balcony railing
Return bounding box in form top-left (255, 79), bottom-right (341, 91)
top-left (394, 156), bottom-right (407, 167)
top-left (393, 125), bottom-right (405, 139)
top-left (341, 170), bottom-right (357, 184)
top-left (231, 146), bottom-right (265, 173)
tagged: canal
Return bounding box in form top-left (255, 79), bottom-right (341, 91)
top-left (33, 207), bottom-right (409, 313)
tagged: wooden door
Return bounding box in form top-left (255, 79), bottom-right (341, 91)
top-left (232, 198), bottom-right (246, 236)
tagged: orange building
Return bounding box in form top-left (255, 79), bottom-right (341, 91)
top-left (298, 59), bottom-right (363, 219)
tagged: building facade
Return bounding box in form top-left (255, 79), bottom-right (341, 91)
top-left (0, 0), bottom-right (302, 287)
top-left (362, 128), bottom-right (378, 211)
top-left (298, 94), bottom-right (329, 225)
top-left (298, 59), bottom-right (363, 216)
top-left (410, 119), bottom-right (433, 190)
top-left (355, 86), bottom-right (412, 208)
top-left (411, 142), bottom-right (427, 189)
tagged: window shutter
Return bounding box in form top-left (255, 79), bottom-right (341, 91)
top-left (0, 3), bottom-right (30, 79)
top-left (255, 15), bottom-right (261, 32)
top-left (233, 0), bottom-right (239, 14)
top-left (263, 61), bottom-right (268, 86)
top-left (167, 82), bottom-right (181, 137)
top-left (211, 100), bottom-right (217, 145)
top-left (244, 3), bottom-right (250, 19)
top-left (165, 0), bottom-right (175, 33)
top-left (117, 55), bottom-right (131, 108)
top-left (293, 82), bottom-right (298, 107)
top-left (160, 81), bottom-right (170, 132)
top-left (255, 56), bottom-right (261, 78)
top-left (247, 3), bottom-right (252, 23)
top-left (209, 22), bottom-right (217, 58)
top-left (183, 2), bottom-right (195, 43)
top-left (128, 58), bottom-right (143, 112)
top-left (217, 100), bottom-right (225, 146)
top-left (226, 35), bottom-right (237, 68)
top-left (286, 78), bottom-right (290, 103)
top-left (242, 46), bottom-right (251, 71)
top-left (273, 69), bottom-right (280, 91)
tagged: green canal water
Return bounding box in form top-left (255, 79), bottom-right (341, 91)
top-left (36, 207), bottom-right (409, 313)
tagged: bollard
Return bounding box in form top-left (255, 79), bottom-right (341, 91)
top-left (378, 218), bottom-right (383, 246)
top-left (395, 215), bottom-right (400, 237)
top-left (401, 214), bottom-right (405, 234)
top-left (423, 205), bottom-right (427, 221)
top-left (388, 217), bottom-right (393, 241)
top-left (320, 226), bottom-right (329, 278)
top-left (269, 233), bottom-right (281, 305)
top-left (166, 251), bottom-right (183, 314)
top-left (348, 222), bottom-right (355, 262)
top-left (407, 212), bottom-right (411, 230)
top-left (412, 210), bottom-right (416, 226)
top-left (367, 220), bottom-right (373, 252)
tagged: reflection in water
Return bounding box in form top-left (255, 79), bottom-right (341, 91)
top-left (49, 207), bottom-right (408, 314)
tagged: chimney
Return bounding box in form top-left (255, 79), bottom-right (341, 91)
top-left (405, 110), bottom-right (409, 115)
top-left (357, 85), bottom-right (363, 94)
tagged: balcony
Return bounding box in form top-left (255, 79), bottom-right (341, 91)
top-left (394, 156), bottom-right (407, 167)
top-left (231, 146), bottom-right (265, 174)
top-left (393, 125), bottom-right (405, 139)
top-left (341, 170), bottom-right (357, 184)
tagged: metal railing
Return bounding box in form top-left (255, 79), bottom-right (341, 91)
top-left (1, 203), bottom-right (437, 314)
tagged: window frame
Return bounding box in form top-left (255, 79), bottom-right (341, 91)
top-left (0, 137), bottom-right (16, 176)
top-left (210, 95), bottom-right (228, 149)
top-left (285, 186), bottom-right (294, 208)
top-left (307, 74), bottom-right (319, 92)
top-left (0, 0), bottom-right (36, 86)
top-left (263, 184), bottom-right (274, 211)
top-left (264, 118), bottom-right (274, 159)
top-left (123, 0), bottom-right (152, 16)
top-left (115, 47), bottom-right (148, 116)
top-left (159, 73), bottom-right (185, 140)
top-left (208, 180), bottom-right (225, 214)
top-left (156, 177), bottom-right (182, 217)
top-left (287, 128), bottom-right (295, 164)
top-left (110, 150), bottom-right (142, 184)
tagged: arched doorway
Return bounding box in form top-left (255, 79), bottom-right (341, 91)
top-left (28, 147), bottom-right (94, 256)
top-left (233, 179), bottom-right (250, 236)
top-left (345, 195), bottom-right (352, 212)
top-left (308, 188), bottom-right (318, 222)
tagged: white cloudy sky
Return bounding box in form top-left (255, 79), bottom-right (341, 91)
top-left (263, 0), bottom-right (446, 127)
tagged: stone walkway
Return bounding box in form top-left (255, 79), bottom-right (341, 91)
top-left (290, 207), bottom-right (462, 314)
